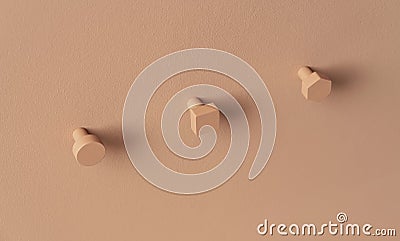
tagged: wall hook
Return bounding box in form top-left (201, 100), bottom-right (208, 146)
top-left (187, 97), bottom-right (220, 136)
top-left (297, 66), bottom-right (332, 101)
top-left (72, 127), bottom-right (105, 166)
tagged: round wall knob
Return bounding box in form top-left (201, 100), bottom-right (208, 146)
top-left (72, 128), bottom-right (105, 166)
top-left (297, 66), bottom-right (332, 101)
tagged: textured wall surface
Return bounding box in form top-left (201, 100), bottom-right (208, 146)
top-left (1, 0), bottom-right (399, 240)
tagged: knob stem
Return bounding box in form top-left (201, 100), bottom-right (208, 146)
top-left (297, 66), bottom-right (313, 80)
top-left (187, 97), bottom-right (203, 109)
top-left (73, 128), bottom-right (88, 141)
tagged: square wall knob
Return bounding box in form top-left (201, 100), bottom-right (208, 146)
top-left (187, 98), bottom-right (220, 136)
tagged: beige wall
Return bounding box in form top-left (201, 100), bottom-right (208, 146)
top-left (1, 0), bottom-right (399, 240)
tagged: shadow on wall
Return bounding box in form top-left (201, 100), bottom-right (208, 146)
top-left (89, 124), bottom-right (126, 160)
top-left (313, 63), bottom-right (367, 97)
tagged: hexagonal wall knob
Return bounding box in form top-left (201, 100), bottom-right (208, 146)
top-left (187, 97), bottom-right (220, 136)
top-left (297, 66), bottom-right (332, 101)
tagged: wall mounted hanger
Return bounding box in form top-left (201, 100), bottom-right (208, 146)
top-left (71, 48), bottom-right (334, 194)
top-left (72, 128), bottom-right (105, 166)
top-left (187, 97), bottom-right (220, 136)
top-left (297, 66), bottom-right (332, 101)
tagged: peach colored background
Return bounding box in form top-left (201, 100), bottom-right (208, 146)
top-left (1, 0), bottom-right (399, 240)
